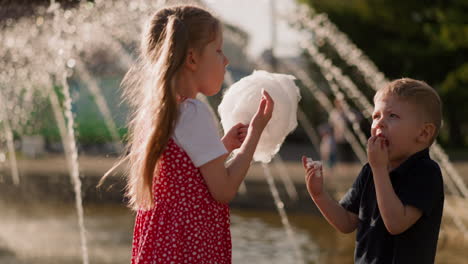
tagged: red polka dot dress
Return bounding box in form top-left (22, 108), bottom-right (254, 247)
top-left (131, 138), bottom-right (231, 264)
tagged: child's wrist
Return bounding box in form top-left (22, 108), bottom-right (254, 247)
top-left (371, 165), bottom-right (387, 176)
top-left (312, 191), bottom-right (325, 201)
top-left (248, 127), bottom-right (263, 138)
top-left (375, 166), bottom-right (386, 173)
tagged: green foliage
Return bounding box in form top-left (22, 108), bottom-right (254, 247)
top-left (75, 117), bottom-right (113, 144)
top-left (440, 63), bottom-right (468, 146)
top-left (300, 0), bottom-right (468, 147)
top-left (21, 84), bottom-right (127, 147)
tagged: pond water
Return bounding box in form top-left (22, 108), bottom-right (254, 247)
top-left (0, 201), bottom-right (463, 263)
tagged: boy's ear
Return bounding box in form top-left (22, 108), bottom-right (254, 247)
top-left (185, 49), bottom-right (197, 71)
top-left (418, 123), bottom-right (436, 144)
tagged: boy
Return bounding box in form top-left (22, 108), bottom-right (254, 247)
top-left (303, 78), bottom-right (444, 263)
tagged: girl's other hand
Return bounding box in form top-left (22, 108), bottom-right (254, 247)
top-left (222, 123), bottom-right (248, 152)
top-left (302, 156), bottom-right (324, 198)
top-left (250, 89), bottom-right (274, 131)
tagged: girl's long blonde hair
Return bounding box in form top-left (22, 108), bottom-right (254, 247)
top-left (100, 5), bottom-right (220, 210)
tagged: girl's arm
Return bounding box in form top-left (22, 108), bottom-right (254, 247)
top-left (199, 90), bottom-right (273, 204)
top-left (302, 157), bottom-right (359, 233)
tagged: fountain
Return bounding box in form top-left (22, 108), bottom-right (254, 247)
top-left (1, 0), bottom-right (467, 263)
top-left (1, 1), bottom-right (165, 263)
top-left (287, 2), bottom-right (468, 241)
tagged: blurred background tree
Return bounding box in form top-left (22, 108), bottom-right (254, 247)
top-left (300, 0), bottom-right (468, 151)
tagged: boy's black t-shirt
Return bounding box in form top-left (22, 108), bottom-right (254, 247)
top-left (340, 148), bottom-right (444, 264)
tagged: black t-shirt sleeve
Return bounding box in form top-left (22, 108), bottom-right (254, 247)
top-left (396, 160), bottom-right (443, 216)
top-left (339, 164), bottom-right (370, 215)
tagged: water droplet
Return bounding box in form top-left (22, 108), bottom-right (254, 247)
top-left (276, 201), bottom-right (284, 209)
top-left (67, 59), bottom-right (76, 68)
top-left (64, 10), bottom-right (73, 19)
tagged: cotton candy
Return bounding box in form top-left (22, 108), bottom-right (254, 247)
top-left (218, 70), bottom-right (301, 163)
top-left (306, 158), bottom-right (322, 178)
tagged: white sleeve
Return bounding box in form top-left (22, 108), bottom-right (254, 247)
top-left (173, 99), bottom-right (228, 167)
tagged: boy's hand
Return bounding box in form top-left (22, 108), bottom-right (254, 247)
top-left (222, 123), bottom-right (248, 152)
top-left (250, 90), bottom-right (274, 131)
top-left (302, 156), bottom-right (324, 198)
top-left (367, 135), bottom-right (389, 171)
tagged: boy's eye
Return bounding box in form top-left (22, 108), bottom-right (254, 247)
top-left (390, 113), bottom-right (398, 118)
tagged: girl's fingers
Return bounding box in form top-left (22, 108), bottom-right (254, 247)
top-left (262, 89), bottom-right (273, 104)
top-left (261, 90), bottom-right (274, 114)
top-left (231, 122), bottom-right (244, 131)
top-left (257, 97), bottom-right (267, 113)
top-left (239, 127), bottom-right (248, 133)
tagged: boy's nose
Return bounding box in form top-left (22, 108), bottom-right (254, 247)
top-left (373, 118), bottom-right (385, 129)
top-left (224, 55), bottom-right (229, 67)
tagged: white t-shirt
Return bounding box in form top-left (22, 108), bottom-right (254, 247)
top-left (173, 98), bottom-right (227, 167)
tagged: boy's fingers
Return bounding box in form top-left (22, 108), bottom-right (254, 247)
top-left (302, 156), bottom-right (308, 168)
top-left (367, 136), bottom-right (377, 148)
top-left (378, 137), bottom-right (384, 149)
top-left (374, 136), bottom-right (383, 149)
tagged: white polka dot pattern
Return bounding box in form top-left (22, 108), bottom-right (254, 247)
top-left (131, 138), bottom-right (231, 264)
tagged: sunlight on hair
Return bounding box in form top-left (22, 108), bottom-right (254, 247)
top-left (218, 70), bottom-right (301, 163)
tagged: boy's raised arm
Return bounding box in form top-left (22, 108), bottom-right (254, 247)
top-left (302, 157), bottom-right (359, 234)
top-left (371, 166), bottom-right (422, 235)
top-left (368, 136), bottom-right (423, 235)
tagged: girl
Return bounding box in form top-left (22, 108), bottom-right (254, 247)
top-left (103, 5), bottom-right (274, 263)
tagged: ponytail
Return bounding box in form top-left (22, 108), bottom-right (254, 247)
top-left (138, 15), bottom-right (189, 209)
top-left (127, 14), bottom-right (189, 210)
top-left (103, 5), bottom-right (220, 211)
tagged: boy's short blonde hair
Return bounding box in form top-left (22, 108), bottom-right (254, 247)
top-left (374, 78), bottom-right (442, 145)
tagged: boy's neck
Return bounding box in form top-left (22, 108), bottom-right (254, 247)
top-left (388, 144), bottom-right (429, 171)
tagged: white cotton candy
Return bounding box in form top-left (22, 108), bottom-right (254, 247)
top-left (306, 158), bottom-right (322, 178)
top-left (218, 70), bottom-right (301, 163)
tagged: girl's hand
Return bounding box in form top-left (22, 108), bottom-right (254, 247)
top-left (302, 156), bottom-right (324, 198)
top-left (250, 90), bottom-right (274, 131)
top-left (367, 135), bottom-right (389, 171)
top-left (222, 123), bottom-right (248, 153)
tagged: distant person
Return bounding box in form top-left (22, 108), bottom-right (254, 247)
top-left (318, 123), bottom-right (336, 170)
top-left (329, 97), bottom-right (361, 163)
top-left (100, 5), bottom-right (274, 263)
top-left (303, 78), bottom-right (444, 263)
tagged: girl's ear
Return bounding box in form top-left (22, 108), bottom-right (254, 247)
top-left (418, 123), bottom-right (436, 144)
top-left (185, 48), bottom-right (197, 71)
